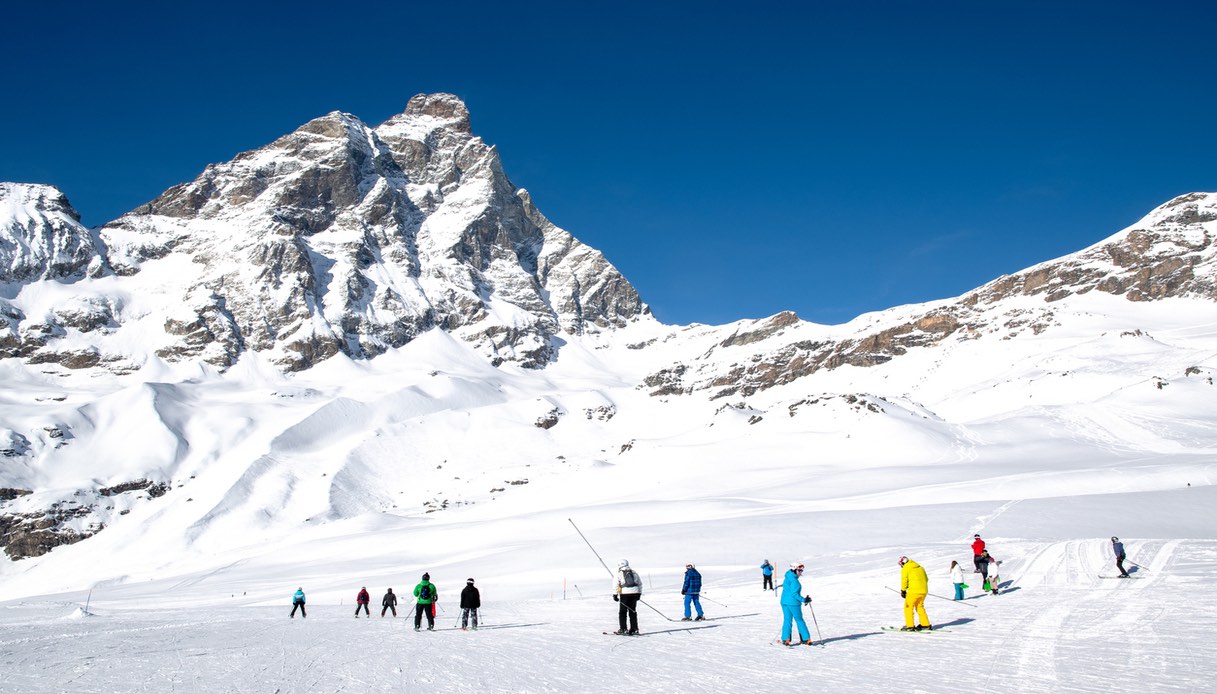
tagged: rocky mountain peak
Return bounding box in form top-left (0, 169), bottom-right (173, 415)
top-left (1, 95), bottom-right (646, 373)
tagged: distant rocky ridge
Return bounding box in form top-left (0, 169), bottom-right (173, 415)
top-left (1, 94), bottom-right (647, 371)
top-left (642, 192), bottom-right (1217, 399)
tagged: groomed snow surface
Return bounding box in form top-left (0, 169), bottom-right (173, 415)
top-left (2, 488), bottom-right (1215, 693)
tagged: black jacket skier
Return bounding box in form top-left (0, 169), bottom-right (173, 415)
top-left (460, 578), bottom-right (481, 630)
top-left (381, 588), bottom-right (398, 617)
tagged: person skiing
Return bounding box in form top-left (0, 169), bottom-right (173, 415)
top-left (899, 556), bottom-right (931, 631)
top-left (355, 586), bottom-right (370, 617)
top-left (681, 563), bottom-right (705, 621)
top-left (983, 553), bottom-right (1002, 594)
top-left (977, 547), bottom-right (992, 586)
top-left (413, 573), bottom-right (437, 631)
top-left (290, 587), bottom-right (306, 618)
top-left (612, 559), bottom-right (643, 635)
top-left (1111, 537), bottom-right (1130, 577)
top-left (950, 560), bottom-right (966, 600)
top-left (971, 534), bottom-right (986, 572)
top-left (460, 578), bottom-right (481, 630)
top-left (761, 559), bottom-right (774, 591)
top-left (779, 563), bottom-right (813, 646)
top-left (381, 588), bottom-right (397, 617)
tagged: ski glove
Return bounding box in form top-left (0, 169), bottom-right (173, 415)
top-left (681, 590), bottom-right (687, 596)
top-left (803, 597), bottom-right (811, 605)
top-left (612, 594), bottom-right (619, 602)
top-left (900, 590), bottom-right (907, 598)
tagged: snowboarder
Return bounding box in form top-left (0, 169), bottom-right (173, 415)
top-left (612, 559), bottom-right (643, 635)
top-left (1111, 536), bottom-right (1130, 577)
top-left (290, 587), bottom-right (306, 618)
top-left (899, 556), bottom-right (932, 631)
top-left (381, 588), bottom-right (397, 617)
top-left (779, 563), bottom-right (813, 646)
top-left (681, 563), bottom-right (705, 621)
top-left (413, 573), bottom-right (437, 631)
top-left (761, 559), bottom-right (774, 591)
top-left (982, 553), bottom-right (1002, 594)
top-left (950, 560), bottom-right (966, 600)
top-left (971, 534), bottom-right (986, 572)
top-left (460, 578), bottom-right (481, 630)
top-left (355, 586), bottom-right (370, 617)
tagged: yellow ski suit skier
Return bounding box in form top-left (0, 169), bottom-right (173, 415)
top-left (900, 557), bottom-right (931, 630)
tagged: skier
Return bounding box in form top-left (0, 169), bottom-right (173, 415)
top-left (1111, 537), bottom-right (1130, 577)
top-left (977, 547), bottom-right (992, 586)
top-left (290, 587), bottom-right (306, 618)
top-left (612, 559), bottom-right (643, 635)
top-left (413, 573), bottom-right (437, 631)
top-left (381, 588), bottom-right (397, 617)
top-left (779, 563), bottom-right (813, 646)
top-left (460, 578), bottom-right (481, 630)
top-left (681, 563), bottom-right (705, 621)
top-left (899, 556), bottom-right (932, 631)
top-left (761, 559), bottom-right (774, 591)
top-left (971, 534), bottom-right (986, 572)
top-left (355, 586), bottom-right (370, 617)
top-left (983, 553), bottom-right (1002, 594)
top-left (949, 560), bottom-right (966, 600)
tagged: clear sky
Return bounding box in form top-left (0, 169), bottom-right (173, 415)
top-left (3, 1), bottom-right (1215, 326)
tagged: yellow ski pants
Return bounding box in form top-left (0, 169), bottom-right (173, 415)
top-left (904, 593), bottom-right (929, 628)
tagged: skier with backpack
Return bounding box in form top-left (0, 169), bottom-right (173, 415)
top-left (612, 559), bottom-right (642, 635)
top-left (779, 563), bottom-right (813, 646)
top-left (381, 588), bottom-right (397, 617)
top-left (290, 587), bottom-right (306, 618)
top-left (460, 578), bottom-right (481, 630)
top-left (681, 563), bottom-right (705, 621)
top-left (355, 586), bottom-right (370, 617)
top-left (413, 573), bottom-right (437, 631)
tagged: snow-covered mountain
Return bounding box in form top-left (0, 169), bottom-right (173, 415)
top-left (0, 94), bottom-right (1214, 619)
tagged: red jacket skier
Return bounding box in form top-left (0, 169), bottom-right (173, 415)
top-left (971, 535), bottom-right (986, 572)
top-left (355, 586), bottom-right (371, 617)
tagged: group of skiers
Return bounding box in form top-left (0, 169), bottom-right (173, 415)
top-left (289, 573), bottom-right (482, 631)
top-left (290, 535), bottom-right (1134, 641)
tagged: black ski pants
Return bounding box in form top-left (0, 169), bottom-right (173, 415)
top-left (618, 594), bottom-right (640, 633)
top-left (355, 602), bottom-right (369, 616)
top-left (763, 574), bottom-right (773, 590)
top-left (415, 602), bottom-right (435, 629)
top-left (1116, 554), bottom-right (1129, 577)
top-left (290, 602), bottom-right (306, 618)
top-left (382, 604), bottom-right (396, 617)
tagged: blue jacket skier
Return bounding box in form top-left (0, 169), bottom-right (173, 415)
top-left (1112, 537), bottom-right (1130, 577)
top-left (761, 560), bottom-right (774, 590)
top-left (681, 564), bottom-right (705, 621)
top-left (290, 588), bottom-right (306, 618)
top-left (779, 564), bottom-right (812, 645)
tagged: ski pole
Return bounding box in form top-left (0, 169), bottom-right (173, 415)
top-left (806, 602), bottom-right (824, 645)
top-left (885, 586), bottom-right (976, 608)
top-left (638, 598), bottom-right (680, 622)
top-left (700, 593), bottom-right (729, 608)
top-left (569, 518), bottom-right (614, 578)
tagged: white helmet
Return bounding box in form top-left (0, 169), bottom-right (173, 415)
top-left (618, 559), bottom-right (630, 568)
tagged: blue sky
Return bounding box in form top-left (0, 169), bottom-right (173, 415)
top-left (3, 1), bottom-right (1215, 325)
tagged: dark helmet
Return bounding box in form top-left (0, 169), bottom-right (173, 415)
top-left (1111, 536), bottom-right (1119, 542)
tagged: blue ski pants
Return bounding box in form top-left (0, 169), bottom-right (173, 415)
top-left (954, 583), bottom-right (965, 600)
top-left (781, 604), bottom-right (810, 642)
top-left (683, 593), bottom-right (703, 619)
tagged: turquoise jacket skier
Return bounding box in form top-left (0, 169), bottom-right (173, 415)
top-left (779, 564), bottom-right (812, 645)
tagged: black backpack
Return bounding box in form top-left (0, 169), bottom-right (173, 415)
top-left (419, 583), bottom-right (432, 600)
top-left (622, 568), bottom-right (640, 588)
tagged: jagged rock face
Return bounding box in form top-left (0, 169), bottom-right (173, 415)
top-left (0, 183), bottom-right (102, 283)
top-left (93, 93), bottom-right (646, 370)
top-left (645, 192), bottom-right (1217, 399)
